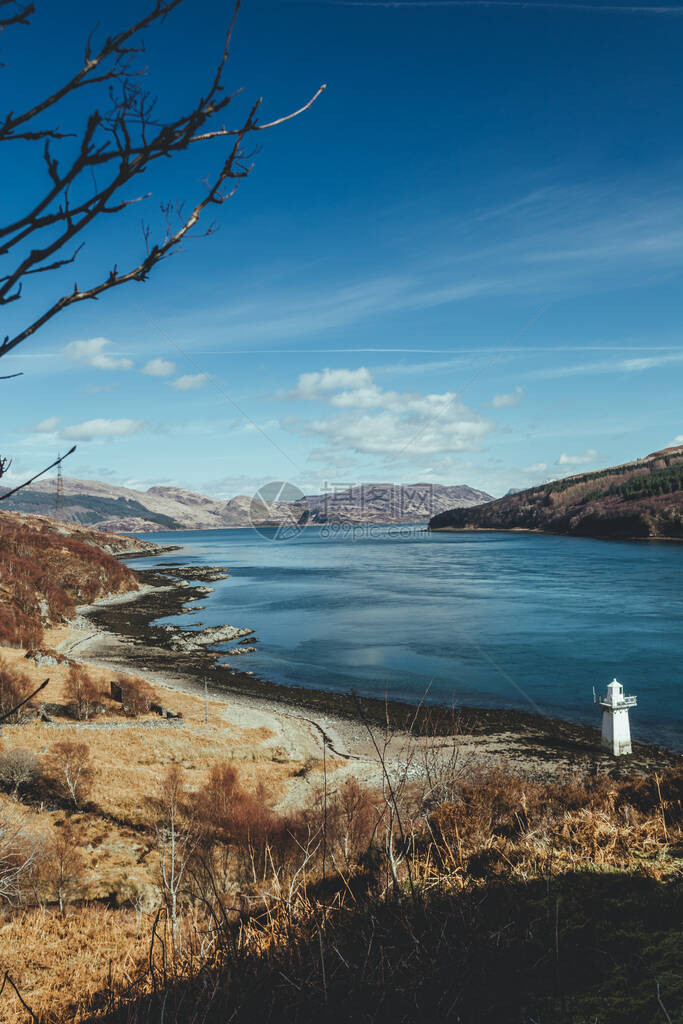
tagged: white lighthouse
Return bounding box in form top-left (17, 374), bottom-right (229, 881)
top-left (594, 678), bottom-right (637, 756)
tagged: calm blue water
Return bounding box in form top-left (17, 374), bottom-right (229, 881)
top-left (130, 527), bottom-right (683, 750)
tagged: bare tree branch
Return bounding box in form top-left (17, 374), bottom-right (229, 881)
top-left (0, 1), bottom-right (323, 503)
top-left (0, 678), bottom-right (48, 724)
top-left (190, 83), bottom-right (327, 141)
top-left (0, 1), bottom-right (325, 362)
top-left (0, 1), bottom-right (183, 140)
top-left (0, 2), bottom-right (34, 35)
top-left (0, 445), bottom-right (75, 500)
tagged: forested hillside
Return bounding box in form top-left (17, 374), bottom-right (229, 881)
top-left (429, 446), bottom-right (683, 540)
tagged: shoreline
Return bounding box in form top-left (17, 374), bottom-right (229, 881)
top-left (429, 525), bottom-right (683, 543)
top-left (116, 543), bottom-right (183, 559)
top-left (71, 562), bottom-right (681, 776)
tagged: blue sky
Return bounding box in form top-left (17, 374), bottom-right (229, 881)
top-left (2, 0), bottom-right (683, 499)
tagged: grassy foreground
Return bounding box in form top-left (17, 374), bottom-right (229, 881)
top-left (0, 666), bottom-right (680, 1024)
top-left (90, 872), bottom-right (682, 1024)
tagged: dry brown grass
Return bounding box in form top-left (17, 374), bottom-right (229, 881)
top-left (0, 905), bottom-right (156, 1023)
top-left (0, 747), bottom-right (678, 1024)
top-left (0, 602), bottom-right (680, 1024)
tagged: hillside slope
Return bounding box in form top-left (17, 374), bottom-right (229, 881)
top-left (1, 477), bottom-right (493, 532)
top-left (0, 478), bottom-right (226, 532)
top-left (429, 446), bottom-right (683, 541)
top-left (0, 511), bottom-right (157, 649)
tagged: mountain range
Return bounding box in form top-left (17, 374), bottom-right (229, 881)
top-left (429, 446), bottom-right (683, 541)
top-left (0, 476), bottom-right (493, 532)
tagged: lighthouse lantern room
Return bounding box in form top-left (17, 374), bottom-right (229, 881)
top-left (594, 678), bottom-right (637, 756)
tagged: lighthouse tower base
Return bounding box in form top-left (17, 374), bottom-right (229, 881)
top-left (601, 707), bottom-right (632, 756)
top-left (596, 678), bottom-right (636, 756)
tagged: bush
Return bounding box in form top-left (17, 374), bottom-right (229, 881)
top-left (0, 607), bottom-right (43, 650)
top-left (45, 740), bottom-right (94, 809)
top-left (0, 805), bottom-right (37, 905)
top-left (45, 824), bottom-right (86, 913)
top-left (114, 674), bottom-right (155, 717)
top-left (197, 762), bottom-right (275, 844)
top-left (0, 747), bottom-right (38, 796)
top-left (0, 657), bottom-right (35, 723)
top-left (65, 664), bottom-right (101, 720)
top-left (194, 762), bottom-right (309, 879)
top-left (323, 777), bottom-right (382, 870)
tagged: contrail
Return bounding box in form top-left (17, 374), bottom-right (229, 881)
top-left (329, 1), bottom-right (683, 14)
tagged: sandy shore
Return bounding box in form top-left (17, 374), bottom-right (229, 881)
top-left (62, 562), bottom-right (679, 789)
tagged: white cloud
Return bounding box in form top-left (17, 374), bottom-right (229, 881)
top-left (529, 351), bottom-right (683, 381)
top-left (61, 418), bottom-right (146, 441)
top-left (286, 366), bottom-right (492, 458)
top-left (620, 355), bottom-right (683, 371)
top-left (523, 462), bottom-right (547, 473)
top-left (292, 367), bottom-right (373, 398)
top-left (35, 417), bottom-right (59, 433)
top-left (142, 358), bottom-right (175, 377)
top-left (171, 374), bottom-right (207, 391)
top-left (492, 386), bottom-right (523, 408)
top-left (555, 449), bottom-right (598, 467)
top-left (64, 337), bottom-right (133, 371)
top-left (330, 384), bottom-right (385, 408)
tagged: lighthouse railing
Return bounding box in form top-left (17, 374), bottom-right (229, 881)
top-left (595, 695), bottom-right (637, 709)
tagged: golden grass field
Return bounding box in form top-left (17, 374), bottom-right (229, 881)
top-left (0, 629), bottom-right (336, 1022)
top-left (0, 624), bottom-right (680, 1023)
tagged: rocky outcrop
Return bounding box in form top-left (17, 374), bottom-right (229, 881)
top-left (163, 622), bottom-right (254, 653)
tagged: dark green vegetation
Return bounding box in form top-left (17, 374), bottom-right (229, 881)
top-left (602, 462), bottom-right (683, 502)
top-left (429, 447), bottom-right (683, 541)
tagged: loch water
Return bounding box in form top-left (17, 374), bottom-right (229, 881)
top-left (131, 526), bottom-right (683, 750)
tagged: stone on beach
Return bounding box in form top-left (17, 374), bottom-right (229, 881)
top-left (166, 622), bottom-right (254, 653)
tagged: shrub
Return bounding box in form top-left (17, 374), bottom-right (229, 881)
top-left (45, 824), bottom-right (86, 913)
top-left (0, 747), bottom-right (38, 796)
top-left (114, 674), bottom-right (155, 717)
top-left (197, 762), bottom-right (275, 845)
top-left (194, 762), bottom-right (310, 880)
top-left (0, 657), bottom-right (35, 723)
top-left (0, 607), bottom-right (43, 650)
top-left (324, 777), bottom-right (382, 869)
top-left (65, 664), bottom-right (101, 720)
top-left (45, 740), bottom-right (93, 809)
top-left (0, 805), bottom-right (37, 904)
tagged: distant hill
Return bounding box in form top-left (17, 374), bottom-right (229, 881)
top-left (429, 446), bottom-right (683, 541)
top-left (0, 477), bottom-right (493, 533)
top-left (300, 482), bottom-right (493, 525)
